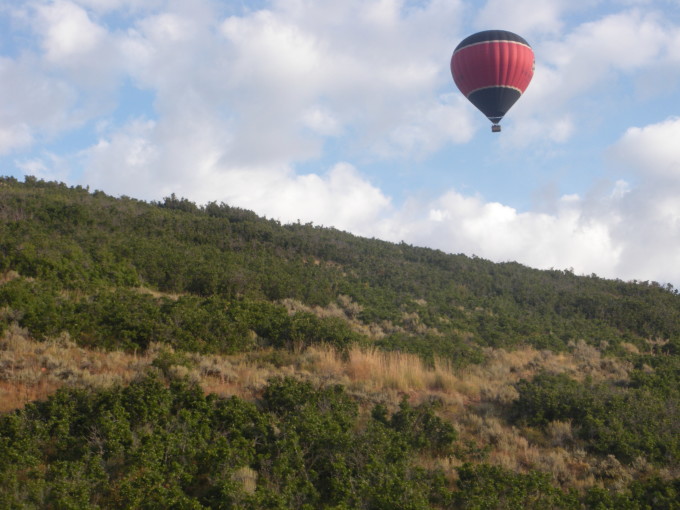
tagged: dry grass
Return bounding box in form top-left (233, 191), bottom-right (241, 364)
top-left (0, 328), bottom-right (632, 415)
top-left (300, 344), bottom-right (464, 404)
top-left (1, 327), bottom-right (650, 491)
top-left (279, 297), bottom-right (389, 339)
top-left (547, 420), bottom-right (574, 447)
top-left (199, 358), bottom-right (274, 399)
top-left (278, 296), bottom-right (445, 339)
top-left (0, 379), bottom-right (57, 413)
top-left (454, 410), bottom-right (630, 489)
top-left (0, 330), bottom-right (474, 411)
top-left (232, 466), bottom-right (258, 494)
top-left (0, 270), bottom-right (20, 285)
top-left (0, 326), bottom-right (280, 410)
top-left (0, 325), bottom-right (151, 412)
top-left (135, 286), bottom-right (182, 301)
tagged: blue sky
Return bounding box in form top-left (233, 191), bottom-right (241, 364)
top-left (1, 0), bottom-right (680, 286)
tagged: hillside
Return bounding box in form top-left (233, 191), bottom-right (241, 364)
top-left (0, 175), bottom-right (678, 508)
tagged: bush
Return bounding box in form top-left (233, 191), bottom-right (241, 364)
top-left (454, 463), bottom-right (579, 509)
top-left (513, 372), bottom-right (680, 465)
top-left (0, 374), bottom-right (459, 509)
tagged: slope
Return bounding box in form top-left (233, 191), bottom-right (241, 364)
top-left (0, 175), bottom-right (679, 508)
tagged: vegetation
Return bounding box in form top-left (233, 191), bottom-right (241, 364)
top-left (513, 368), bottom-right (680, 465)
top-left (2, 176), bottom-right (679, 359)
top-left (0, 374), bottom-right (456, 509)
top-left (1, 176), bottom-right (679, 508)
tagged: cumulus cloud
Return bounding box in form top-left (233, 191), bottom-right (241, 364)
top-left (69, 0), bottom-right (164, 14)
top-left (0, 0), bottom-right (481, 165)
top-left (601, 117), bottom-right (680, 283)
top-left (381, 116), bottom-right (680, 286)
top-left (214, 0), bottom-right (471, 160)
top-left (372, 188), bottom-right (622, 280)
top-left (236, 162), bottom-right (393, 236)
top-left (0, 0), bottom-right (138, 154)
top-left (48, 0), bottom-right (477, 209)
top-left (16, 152), bottom-right (73, 183)
top-left (80, 117), bottom-right (392, 237)
top-left (513, 8), bottom-right (679, 141)
top-left (0, 123), bottom-right (33, 155)
top-left (81, 118), bottom-right (161, 196)
top-left (610, 117), bottom-right (680, 179)
top-left (363, 116), bottom-right (680, 286)
top-left (0, 55), bottom-right (79, 153)
top-left (30, 0), bottom-right (127, 94)
top-left (36, 1), bottom-right (108, 64)
top-left (475, 0), bottom-right (580, 35)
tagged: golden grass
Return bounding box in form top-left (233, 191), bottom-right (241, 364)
top-left (232, 466), bottom-right (258, 494)
top-left (0, 325), bottom-right (633, 414)
top-left (279, 297), bottom-right (389, 339)
top-left (300, 344), bottom-right (464, 403)
top-left (1, 327), bottom-right (652, 491)
top-left (0, 270), bottom-right (20, 285)
top-left (135, 286), bottom-right (182, 301)
top-left (0, 326), bottom-right (155, 412)
top-left (0, 379), bottom-right (58, 413)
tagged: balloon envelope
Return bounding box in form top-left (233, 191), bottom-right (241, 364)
top-left (451, 30), bottom-right (534, 126)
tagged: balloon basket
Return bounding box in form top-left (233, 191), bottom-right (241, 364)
top-left (491, 124), bottom-right (501, 133)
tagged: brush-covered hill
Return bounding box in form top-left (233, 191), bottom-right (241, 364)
top-left (0, 175), bottom-right (678, 509)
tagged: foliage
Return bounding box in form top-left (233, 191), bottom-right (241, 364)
top-left (0, 374), bottom-right (458, 509)
top-left (2, 176), bottom-right (680, 362)
top-left (0, 280), bottom-right (360, 354)
top-left (372, 396), bottom-right (457, 455)
top-left (2, 373), bottom-right (672, 508)
top-left (584, 477), bottom-right (680, 510)
top-left (1, 176), bottom-right (680, 506)
top-left (512, 369), bottom-right (680, 465)
top-left (454, 463), bottom-right (580, 509)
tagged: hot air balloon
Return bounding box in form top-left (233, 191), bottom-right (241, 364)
top-left (451, 30), bottom-right (534, 132)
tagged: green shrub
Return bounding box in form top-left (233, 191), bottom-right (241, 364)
top-left (513, 372), bottom-right (680, 465)
top-left (454, 463), bottom-right (579, 509)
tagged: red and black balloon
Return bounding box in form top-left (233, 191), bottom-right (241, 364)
top-left (451, 30), bottom-right (534, 132)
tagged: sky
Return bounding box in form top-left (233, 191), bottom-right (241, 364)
top-left (1, 0), bottom-right (680, 286)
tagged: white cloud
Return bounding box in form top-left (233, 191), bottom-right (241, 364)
top-left (15, 152), bottom-right (73, 183)
top-left (60, 0), bottom-right (475, 192)
top-left (214, 0), bottom-right (471, 160)
top-left (77, 108), bottom-right (391, 237)
top-left (370, 117), bottom-right (680, 286)
top-left (611, 117), bottom-right (680, 180)
top-left (80, 118), bottom-right (161, 197)
top-left (36, 0), bottom-right (108, 64)
top-left (378, 93), bottom-right (476, 157)
top-left (561, 9), bottom-right (668, 72)
top-left (0, 0), bottom-right (138, 139)
top-left (375, 189), bottom-right (621, 279)
top-left (301, 107), bottom-right (343, 137)
top-left (475, 0), bottom-right (577, 35)
top-left (0, 54), bottom-right (80, 153)
top-left (240, 162), bottom-right (393, 236)
top-left (69, 0), bottom-right (163, 14)
top-left (0, 123), bottom-right (33, 155)
top-left (358, 117), bottom-right (680, 286)
top-left (7, 0), bottom-right (473, 167)
top-left (514, 8), bottom-right (677, 141)
top-left (31, 0), bottom-right (126, 93)
top-left (220, 10), bottom-right (322, 89)
top-left (500, 114), bottom-right (574, 148)
top-left (601, 117), bottom-right (680, 283)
